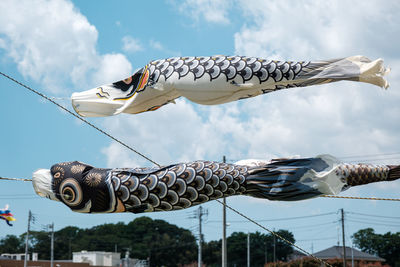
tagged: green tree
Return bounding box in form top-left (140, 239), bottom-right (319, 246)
top-left (0, 234), bottom-right (24, 254)
top-left (203, 239), bottom-right (221, 267)
top-left (2, 217), bottom-right (198, 266)
top-left (219, 230), bottom-right (294, 267)
top-left (352, 228), bottom-right (400, 267)
top-left (126, 217), bottom-right (197, 267)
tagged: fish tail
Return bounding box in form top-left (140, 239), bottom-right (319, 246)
top-left (292, 56), bottom-right (389, 89)
top-left (244, 155), bottom-right (345, 201)
top-left (335, 163), bottom-right (399, 186)
top-left (388, 165), bottom-right (400, 181)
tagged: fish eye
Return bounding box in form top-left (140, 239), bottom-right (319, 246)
top-left (59, 178), bottom-right (83, 206)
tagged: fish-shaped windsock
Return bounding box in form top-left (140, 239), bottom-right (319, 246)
top-left (0, 205), bottom-right (16, 226)
top-left (32, 155), bottom-right (399, 214)
top-left (71, 55), bottom-right (389, 117)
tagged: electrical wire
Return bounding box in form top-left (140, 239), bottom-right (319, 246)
top-left (207, 212), bottom-right (336, 223)
top-left (0, 71), bottom-right (160, 168)
top-left (347, 211), bottom-right (400, 219)
top-left (215, 199), bottom-right (332, 267)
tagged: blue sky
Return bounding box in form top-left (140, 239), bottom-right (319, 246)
top-left (0, 0), bottom-right (399, 257)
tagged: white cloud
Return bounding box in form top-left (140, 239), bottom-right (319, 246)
top-left (101, 1), bottom-right (400, 203)
top-left (234, 0), bottom-right (400, 59)
top-left (177, 0), bottom-right (231, 24)
top-left (149, 40), bottom-right (164, 51)
top-left (122, 35), bottom-right (143, 53)
top-left (0, 0), bottom-right (132, 93)
top-left (91, 53), bottom-right (133, 86)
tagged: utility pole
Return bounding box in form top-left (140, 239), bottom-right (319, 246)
top-left (24, 210), bottom-right (32, 267)
top-left (351, 242), bottom-right (354, 267)
top-left (247, 232), bottom-right (250, 267)
top-left (222, 155), bottom-right (227, 267)
top-left (197, 206), bottom-right (207, 267)
top-left (69, 238), bottom-right (72, 260)
top-left (50, 223), bottom-right (54, 267)
top-left (273, 228), bottom-right (276, 265)
top-left (264, 242), bottom-right (267, 264)
top-left (341, 208), bottom-right (346, 267)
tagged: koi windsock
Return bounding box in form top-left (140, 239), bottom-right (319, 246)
top-left (71, 55), bottom-right (389, 117)
top-left (32, 155), bottom-right (399, 214)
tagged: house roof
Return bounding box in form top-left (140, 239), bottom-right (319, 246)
top-left (314, 246), bottom-right (385, 262)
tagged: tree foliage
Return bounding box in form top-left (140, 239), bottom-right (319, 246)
top-left (0, 218), bottom-right (295, 267)
top-left (202, 230), bottom-right (295, 267)
top-left (352, 228), bottom-right (400, 267)
top-left (0, 235), bottom-right (24, 254)
top-left (0, 217), bottom-right (197, 267)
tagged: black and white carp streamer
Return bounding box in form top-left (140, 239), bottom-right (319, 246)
top-left (32, 155), bottom-right (400, 214)
top-left (71, 55), bottom-right (389, 117)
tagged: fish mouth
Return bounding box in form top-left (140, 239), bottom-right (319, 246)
top-left (71, 87), bottom-right (124, 117)
top-left (32, 169), bottom-right (59, 201)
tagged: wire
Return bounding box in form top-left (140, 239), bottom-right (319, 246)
top-left (321, 195), bottom-right (400, 201)
top-left (346, 219), bottom-right (400, 227)
top-left (215, 199), bottom-right (332, 267)
top-left (347, 211), bottom-right (400, 219)
top-left (0, 71), bottom-right (160, 168)
top-left (296, 236), bottom-right (337, 242)
top-left (346, 216), bottom-right (400, 225)
top-left (207, 212), bottom-right (336, 223)
top-left (285, 221), bottom-right (339, 230)
top-left (0, 176), bottom-right (32, 182)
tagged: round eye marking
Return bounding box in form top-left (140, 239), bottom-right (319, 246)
top-left (60, 178), bottom-right (83, 207)
top-left (123, 77), bottom-right (132, 84)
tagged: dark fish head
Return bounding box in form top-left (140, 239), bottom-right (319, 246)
top-left (71, 67), bottom-right (150, 117)
top-left (33, 161), bottom-right (117, 213)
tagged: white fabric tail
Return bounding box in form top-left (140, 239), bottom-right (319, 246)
top-left (347, 56), bottom-right (390, 89)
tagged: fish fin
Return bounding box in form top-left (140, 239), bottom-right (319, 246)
top-left (230, 81), bottom-right (254, 88)
top-left (125, 204), bottom-right (150, 214)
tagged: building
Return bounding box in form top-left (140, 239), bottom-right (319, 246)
top-left (0, 258), bottom-right (91, 267)
top-left (314, 246), bottom-right (385, 266)
top-left (287, 249), bottom-right (307, 261)
top-left (73, 251), bottom-right (120, 267)
top-left (1, 253), bottom-right (38, 261)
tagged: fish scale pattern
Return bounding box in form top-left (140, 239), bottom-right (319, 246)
top-left (111, 161), bottom-right (248, 212)
top-left (335, 164), bottom-right (390, 186)
top-left (147, 56), bottom-right (309, 85)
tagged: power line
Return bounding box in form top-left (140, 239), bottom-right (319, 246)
top-left (0, 71), bottom-right (160, 168)
top-left (215, 199), bottom-right (332, 267)
top-left (207, 212), bottom-right (336, 223)
top-left (296, 236), bottom-right (337, 242)
top-left (346, 219), bottom-right (400, 227)
top-left (346, 215), bottom-right (400, 225)
top-left (347, 211), bottom-right (400, 219)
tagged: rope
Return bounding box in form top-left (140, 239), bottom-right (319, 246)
top-left (322, 195), bottom-right (400, 201)
top-left (0, 71), bottom-right (161, 168)
top-left (0, 176), bottom-right (32, 182)
top-left (215, 199), bottom-right (332, 267)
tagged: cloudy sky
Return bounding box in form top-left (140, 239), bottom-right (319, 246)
top-left (0, 0), bottom-right (399, 257)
